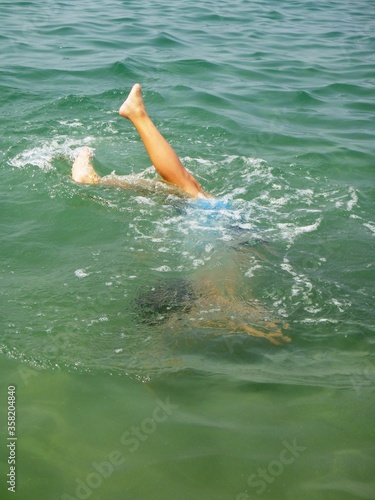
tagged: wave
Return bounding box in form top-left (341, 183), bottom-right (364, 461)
top-left (8, 136), bottom-right (94, 171)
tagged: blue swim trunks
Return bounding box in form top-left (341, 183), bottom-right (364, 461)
top-left (186, 196), bottom-right (264, 247)
top-left (191, 196), bottom-right (233, 212)
top-left (186, 195), bottom-right (242, 231)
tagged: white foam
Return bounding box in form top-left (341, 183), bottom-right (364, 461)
top-left (134, 196), bottom-right (155, 206)
top-left (300, 318), bottom-right (339, 324)
top-left (277, 218), bottom-right (322, 242)
top-left (347, 186), bottom-right (358, 211)
top-left (329, 298), bottom-right (347, 313)
top-left (152, 266), bottom-right (171, 272)
top-left (231, 187), bottom-right (247, 196)
top-left (244, 264), bottom-right (262, 278)
top-left (58, 120), bottom-right (83, 128)
top-left (192, 259), bottom-right (205, 268)
top-left (74, 269), bottom-right (90, 278)
top-left (363, 221), bottom-right (375, 236)
top-left (281, 257), bottom-right (313, 301)
top-left (9, 136), bottom-right (94, 171)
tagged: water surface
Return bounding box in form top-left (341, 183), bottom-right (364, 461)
top-left (0, 0), bottom-right (374, 498)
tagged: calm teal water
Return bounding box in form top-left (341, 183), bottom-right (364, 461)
top-left (1, 0), bottom-right (375, 499)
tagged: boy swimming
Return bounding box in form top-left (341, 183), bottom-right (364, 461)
top-left (72, 84), bottom-right (290, 346)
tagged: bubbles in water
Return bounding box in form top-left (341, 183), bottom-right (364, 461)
top-left (74, 269), bottom-right (90, 279)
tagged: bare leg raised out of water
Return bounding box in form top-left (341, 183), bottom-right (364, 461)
top-left (119, 84), bottom-right (209, 198)
top-left (72, 83), bottom-right (210, 198)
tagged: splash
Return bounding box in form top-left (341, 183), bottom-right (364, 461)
top-left (8, 136), bottom-right (95, 171)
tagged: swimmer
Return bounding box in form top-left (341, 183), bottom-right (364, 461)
top-left (72, 83), bottom-right (211, 199)
top-left (72, 84), bottom-right (291, 346)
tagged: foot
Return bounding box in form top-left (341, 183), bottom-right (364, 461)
top-left (231, 321), bottom-right (291, 346)
top-left (72, 147), bottom-right (100, 184)
top-left (119, 83), bottom-right (146, 120)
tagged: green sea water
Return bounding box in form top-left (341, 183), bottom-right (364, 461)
top-left (1, 0), bottom-right (375, 499)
